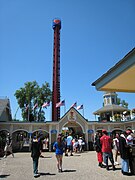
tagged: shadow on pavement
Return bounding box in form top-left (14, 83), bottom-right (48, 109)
top-left (63, 169), bottom-right (76, 173)
top-left (0, 174), bottom-right (10, 178)
top-left (40, 156), bottom-right (52, 158)
top-left (39, 172), bottom-right (56, 176)
top-left (115, 167), bottom-right (121, 171)
top-left (73, 154), bottom-right (81, 157)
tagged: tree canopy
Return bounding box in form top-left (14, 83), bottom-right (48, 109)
top-left (117, 98), bottom-right (128, 108)
top-left (14, 81), bottom-right (52, 121)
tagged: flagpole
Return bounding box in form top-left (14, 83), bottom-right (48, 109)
top-left (14, 106), bottom-right (19, 120)
top-left (64, 104), bottom-right (66, 114)
top-left (50, 102), bottom-right (52, 122)
top-left (28, 106), bottom-right (30, 121)
top-left (83, 106), bottom-right (84, 117)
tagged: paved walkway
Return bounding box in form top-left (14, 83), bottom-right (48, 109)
top-left (0, 151), bottom-right (134, 180)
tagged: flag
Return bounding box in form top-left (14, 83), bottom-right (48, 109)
top-left (56, 100), bottom-right (65, 108)
top-left (77, 104), bottom-right (83, 110)
top-left (42, 102), bottom-right (50, 108)
top-left (70, 102), bottom-right (77, 108)
top-left (33, 103), bottom-right (38, 110)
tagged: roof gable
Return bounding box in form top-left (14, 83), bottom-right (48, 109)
top-left (59, 107), bottom-right (88, 123)
top-left (0, 98), bottom-right (12, 121)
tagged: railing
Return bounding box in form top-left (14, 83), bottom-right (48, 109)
top-left (98, 115), bottom-right (135, 122)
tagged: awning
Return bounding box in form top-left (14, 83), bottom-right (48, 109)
top-left (92, 48), bottom-right (135, 93)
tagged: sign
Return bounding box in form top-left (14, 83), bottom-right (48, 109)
top-left (88, 129), bottom-right (94, 134)
top-left (68, 111), bottom-right (76, 121)
top-left (28, 132), bottom-right (32, 136)
top-left (51, 130), bottom-right (57, 134)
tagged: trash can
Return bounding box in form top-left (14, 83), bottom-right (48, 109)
top-left (129, 145), bottom-right (135, 175)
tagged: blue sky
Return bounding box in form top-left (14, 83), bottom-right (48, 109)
top-left (0, 0), bottom-right (135, 121)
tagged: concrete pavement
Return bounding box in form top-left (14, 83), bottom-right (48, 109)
top-left (0, 151), bottom-right (135, 180)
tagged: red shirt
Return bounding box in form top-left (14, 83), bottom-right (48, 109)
top-left (100, 135), bottom-right (112, 153)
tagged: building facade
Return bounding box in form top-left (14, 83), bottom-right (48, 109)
top-left (1, 48), bottom-right (135, 152)
top-left (0, 107), bottom-right (135, 152)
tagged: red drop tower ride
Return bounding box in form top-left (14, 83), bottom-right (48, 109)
top-left (52, 19), bottom-right (61, 121)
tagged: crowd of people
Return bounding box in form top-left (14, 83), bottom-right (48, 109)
top-left (64, 133), bottom-right (86, 156)
top-left (2, 130), bottom-right (135, 178)
top-left (30, 132), bottom-right (86, 177)
top-left (95, 129), bottom-right (135, 176)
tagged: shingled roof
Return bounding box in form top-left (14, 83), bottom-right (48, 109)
top-left (0, 98), bottom-right (12, 121)
top-left (93, 104), bottom-right (129, 115)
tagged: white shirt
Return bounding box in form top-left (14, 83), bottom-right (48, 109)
top-left (126, 134), bottom-right (133, 145)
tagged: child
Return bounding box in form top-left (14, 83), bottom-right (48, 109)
top-left (53, 136), bottom-right (65, 172)
top-left (31, 135), bottom-right (42, 178)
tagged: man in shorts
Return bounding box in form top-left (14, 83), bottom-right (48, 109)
top-left (65, 133), bottom-right (73, 156)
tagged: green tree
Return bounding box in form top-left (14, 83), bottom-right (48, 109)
top-left (121, 100), bottom-right (128, 108)
top-left (116, 97), bottom-right (128, 108)
top-left (14, 81), bottom-right (52, 121)
top-left (116, 97), bottom-right (121, 105)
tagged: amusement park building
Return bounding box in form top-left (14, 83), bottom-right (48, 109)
top-left (0, 104), bottom-right (135, 152)
top-left (0, 48), bottom-right (135, 152)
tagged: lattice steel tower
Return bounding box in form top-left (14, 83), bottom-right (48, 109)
top-left (52, 19), bottom-right (61, 121)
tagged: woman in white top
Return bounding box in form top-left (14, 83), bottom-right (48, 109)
top-left (113, 133), bottom-right (119, 165)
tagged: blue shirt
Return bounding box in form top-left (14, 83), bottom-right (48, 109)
top-left (66, 135), bottom-right (73, 146)
top-left (53, 142), bottom-right (64, 155)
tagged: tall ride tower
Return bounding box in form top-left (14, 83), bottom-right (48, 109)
top-left (52, 19), bottom-right (61, 121)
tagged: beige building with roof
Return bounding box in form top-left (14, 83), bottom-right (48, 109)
top-left (0, 48), bottom-right (135, 153)
top-left (93, 92), bottom-right (131, 122)
top-left (92, 47), bottom-right (135, 131)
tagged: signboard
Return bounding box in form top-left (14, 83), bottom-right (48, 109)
top-left (68, 111), bottom-right (76, 121)
top-left (28, 132), bottom-right (32, 136)
top-left (51, 130), bottom-right (57, 134)
top-left (87, 129), bottom-right (94, 134)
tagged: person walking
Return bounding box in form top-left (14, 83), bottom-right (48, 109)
top-left (118, 131), bottom-right (132, 176)
top-left (95, 132), bottom-right (105, 168)
top-left (4, 133), bottom-right (14, 158)
top-left (53, 135), bottom-right (65, 172)
top-left (65, 133), bottom-right (73, 156)
top-left (100, 129), bottom-right (115, 171)
top-left (31, 135), bottom-right (42, 178)
top-left (78, 137), bottom-right (83, 153)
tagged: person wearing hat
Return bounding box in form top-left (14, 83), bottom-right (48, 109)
top-left (100, 129), bottom-right (115, 171)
